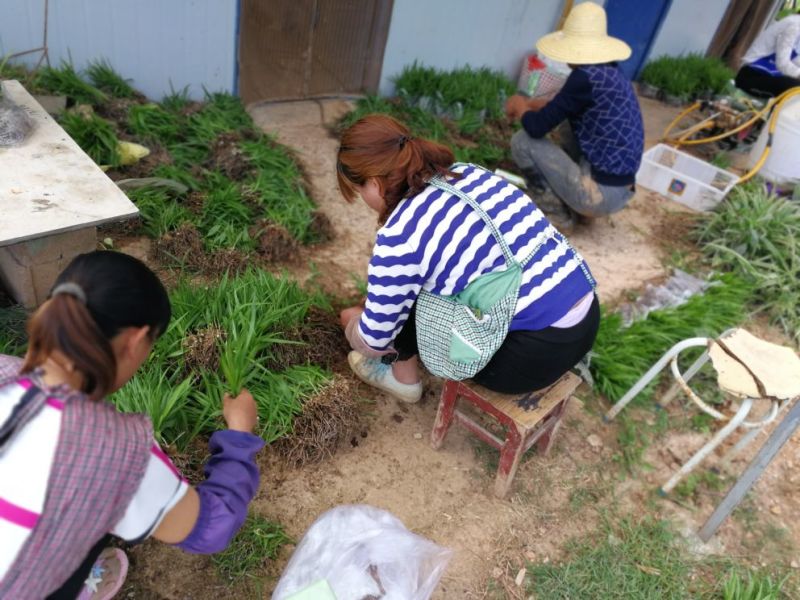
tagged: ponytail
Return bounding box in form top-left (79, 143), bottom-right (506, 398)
top-left (337, 114), bottom-right (456, 223)
top-left (20, 251), bottom-right (171, 401)
top-left (23, 295), bottom-right (117, 400)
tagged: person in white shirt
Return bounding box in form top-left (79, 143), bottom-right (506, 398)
top-left (736, 13), bottom-right (800, 97)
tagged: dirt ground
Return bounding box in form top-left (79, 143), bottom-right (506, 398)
top-left (121, 97), bottom-right (800, 598)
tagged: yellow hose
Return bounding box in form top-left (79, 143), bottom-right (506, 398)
top-left (661, 88), bottom-right (800, 183)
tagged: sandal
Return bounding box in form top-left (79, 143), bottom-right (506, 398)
top-left (77, 548), bottom-right (129, 600)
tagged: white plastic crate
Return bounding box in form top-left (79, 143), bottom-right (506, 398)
top-left (637, 144), bottom-right (739, 212)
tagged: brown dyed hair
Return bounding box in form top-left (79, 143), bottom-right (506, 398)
top-left (336, 114), bottom-right (456, 223)
top-left (22, 251), bottom-right (171, 401)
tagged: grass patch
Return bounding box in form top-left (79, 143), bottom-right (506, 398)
top-left (112, 270), bottom-right (333, 448)
top-left (126, 187), bottom-right (192, 238)
top-left (127, 103), bottom-right (182, 144)
top-left (0, 306), bottom-right (28, 355)
top-left (640, 54), bottom-right (733, 99)
top-left (34, 61), bottom-right (107, 105)
top-left (590, 273), bottom-right (752, 403)
top-left (86, 60), bottom-right (136, 98)
top-left (212, 515), bottom-right (292, 583)
top-left (696, 183), bottom-right (800, 343)
top-left (339, 63), bottom-right (518, 169)
top-left (59, 111), bottom-right (121, 166)
top-left (528, 516), bottom-right (692, 599)
top-left (527, 515), bottom-right (795, 599)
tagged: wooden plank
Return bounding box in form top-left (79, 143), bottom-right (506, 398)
top-left (464, 372), bottom-right (581, 429)
top-left (0, 81), bottom-right (137, 247)
top-left (699, 398), bottom-right (800, 542)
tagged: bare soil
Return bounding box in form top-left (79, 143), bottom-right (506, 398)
top-left (119, 97), bottom-right (800, 599)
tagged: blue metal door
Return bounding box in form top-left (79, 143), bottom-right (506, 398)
top-left (604, 0), bottom-right (673, 80)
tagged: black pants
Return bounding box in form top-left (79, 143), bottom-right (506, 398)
top-left (395, 295), bottom-right (600, 394)
top-left (735, 65), bottom-right (800, 98)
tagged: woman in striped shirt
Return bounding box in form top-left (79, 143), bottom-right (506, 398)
top-left (337, 115), bottom-right (600, 403)
top-left (0, 251), bottom-right (263, 599)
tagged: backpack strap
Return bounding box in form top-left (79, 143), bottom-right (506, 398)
top-left (428, 174), bottom-right (520, 267)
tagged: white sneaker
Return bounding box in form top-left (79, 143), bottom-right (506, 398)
top-left (348, 351), bottom-right (423, 403)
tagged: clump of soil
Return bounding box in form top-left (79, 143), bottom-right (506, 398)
top-left (267, 307), bottom-right (347, 371)
top-left (183, 324), bottom-right (226, 373)
top-left (256, 222), bottom-right (298, 263)
top-left (309, 210), bottom-right (335, 243)
top-left (274, 376), bottom-right (361, 467)
top-left (95, 96), bottom-right (144, 128)
top-left (183, 190), bottom-right (206, 216)
top-left (153, 223), bottom-right (249, 275)
top-left (206, 131), bottom-right (253, 180)
top-left (166, 437), bottom-right (210, 485)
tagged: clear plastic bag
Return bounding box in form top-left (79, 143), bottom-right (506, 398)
top-left (272, 505), bottom-right (452, 600)
top-left (0, 85), bottom-right (33, 147)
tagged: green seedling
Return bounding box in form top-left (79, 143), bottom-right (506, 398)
top-left (35, 62), bottom-right (107, 105)
top-left (126, 187), bottom-right (192, 238)
top-left (696, 182), bottom-right (800, 342)
top-left (128, 103), bottom-right (182, 145)
top-left (86, 59), bottom-right (136, 98)
top-left (59, 111), bottom-right (121, 166)
top-left (590, 274), bottom-right (752, 403)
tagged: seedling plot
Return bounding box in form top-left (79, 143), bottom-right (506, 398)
top-left (695, 183), bottom-right (800, 344)
top-left (639, 54), bottom-right (733, 102)
top-left (590, 273), bottom-right (752, 404)
top-left (111, 270), bottom-right (357, 461)
top-left (338, 63), bottom-right (519, 170)
top-left (8, 61), bottom-right (332, 271)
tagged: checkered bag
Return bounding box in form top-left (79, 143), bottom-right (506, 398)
top-left (415, 171), bottom-right (545, 380)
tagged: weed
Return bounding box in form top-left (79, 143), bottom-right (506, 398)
top-left (340, 62), bottom-right (519, 171)
top-left (86, 60), bottom-right (136, 98)
top-left (0, 306), bottom-right (28, 355)
top-left (640, 54), bottom-right (733, 98)
top-left (394, 62), bottom-right (515, 120)
top-left (212, 515), bottom-right (292, 583)
top-left (59, 111), bottom-right (121, 166)
top-left (161, 86), bottom-right (192, 113)
top-left (126, 187), bottom-right (192, 238)
top-left (127, 103), bottom-right (182, 145)
top-left (199, 174), bottom-right (255, 251)
top-left (673, 471), bottom-right (726, 501)
top-left (187, 91), bottom-right (253, 143)
top-left (242, 139), bottom-right (319, 242)
top-left (721, 569), bottom-right (788, 600)
top-left (696, 183), bottom-right (800, 342)
top-left (112, 368), bottom-right (195, 447)
top-left (528, 516), bottom-right (693, 599)
top-left (591, 274), bottom-right (752, 403)
top-left (35, 62), bottom-right (107, 105)
top-left (113, 270), bottom-right (334, 449)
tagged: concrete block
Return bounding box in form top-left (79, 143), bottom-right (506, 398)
top-left (0, 227), bottom-right (97, 307)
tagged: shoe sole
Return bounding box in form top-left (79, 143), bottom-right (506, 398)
top-left (348, 353), bottom-right (422, 404)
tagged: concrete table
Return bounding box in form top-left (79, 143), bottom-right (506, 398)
top-left (0, 80), bottom-right (138, 306)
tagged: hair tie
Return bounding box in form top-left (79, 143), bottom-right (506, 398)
top-left (51, 282), bottom-right (87, 304)
top-left (398, 135), bottom-right (413, 148)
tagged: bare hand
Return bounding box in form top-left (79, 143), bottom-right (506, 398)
top-left (505, 95), bottom-right (530, 120)
top-left (223, 388), bottom-right (258, 433)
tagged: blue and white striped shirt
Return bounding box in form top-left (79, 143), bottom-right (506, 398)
top-left (358, 164), bottom-right (595, 350)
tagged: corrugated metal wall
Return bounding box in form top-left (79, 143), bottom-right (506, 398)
top-left (0, 0), bottom-right (238, 101)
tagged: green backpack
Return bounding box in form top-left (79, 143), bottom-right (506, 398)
top-left (415, 169), bottom-right (594, 380)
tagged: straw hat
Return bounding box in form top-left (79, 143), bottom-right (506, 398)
top-left (536, 2), bottom-right (632, 65)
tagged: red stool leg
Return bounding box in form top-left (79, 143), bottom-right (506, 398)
top-left (494, 424), bottom-right (526, 498)
top-left (431, 380), bottom-right (459, 450)
top-left (536, 397), bottom-right (570, 455)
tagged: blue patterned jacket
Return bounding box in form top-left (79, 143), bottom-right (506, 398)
top-left (521, 63), bottom-right (644, 187)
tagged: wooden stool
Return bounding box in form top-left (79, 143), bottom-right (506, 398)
top-left (431, 372), bottom-right (582, 498)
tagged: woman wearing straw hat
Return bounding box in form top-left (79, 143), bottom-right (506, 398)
top-left (506, 2), bottom-right (644, 230)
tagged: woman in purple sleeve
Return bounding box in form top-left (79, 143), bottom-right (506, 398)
top-left (0, 251), bottom-right (264, 599)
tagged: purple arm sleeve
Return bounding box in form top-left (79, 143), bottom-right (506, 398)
top-left (175, 429), bottom-right (264, 554)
